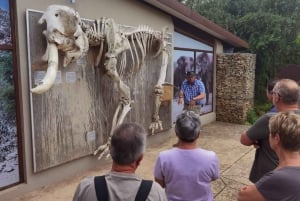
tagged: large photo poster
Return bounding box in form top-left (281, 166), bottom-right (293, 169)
top-left (0, 0), bottom-right (20, 189)
top-left (172, 49), bottom-right (213, 122)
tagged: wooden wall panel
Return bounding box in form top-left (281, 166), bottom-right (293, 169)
top-left (27, 10), bottom-right (172, 172)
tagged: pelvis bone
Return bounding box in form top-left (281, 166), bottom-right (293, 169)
top-left (32, 5), bottom-right (170, 159)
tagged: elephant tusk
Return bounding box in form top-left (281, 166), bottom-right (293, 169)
top-left (31, 43), bottom-right (58, 94)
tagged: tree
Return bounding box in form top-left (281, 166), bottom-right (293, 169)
top-left (179, 0), bottom-right (300, 102)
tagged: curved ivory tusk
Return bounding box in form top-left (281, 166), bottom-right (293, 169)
top-left (31, 43), bottom-right (58, 94)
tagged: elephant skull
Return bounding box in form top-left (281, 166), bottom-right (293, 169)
top-left (31, 5), bottom-right (89, 94)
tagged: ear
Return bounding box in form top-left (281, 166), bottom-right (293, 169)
top-left (273, 93), bottom-right (280, 104)
top-left (196, 132), bottom-right (200, 139)
top-left (273, 133), bottom-right (280, 145)
top-left (136, 155), bottom-right (143, 167)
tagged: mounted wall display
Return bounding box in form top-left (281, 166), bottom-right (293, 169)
top-left (26, 8), bottom-right (172, 172)
top-left (0, 0), bottom-right (22, 190)
top-left (172, 32), bottom-right (213, 122)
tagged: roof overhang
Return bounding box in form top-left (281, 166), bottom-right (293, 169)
top-left (140, 0), bottom-right (249, 49)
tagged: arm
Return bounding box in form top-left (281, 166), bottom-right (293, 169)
top-left (240, 132), bottom-right (255, 146)
top-left (193, 79), bottom-right (206, 101)
top-left (155, 177), bottom-right (165, 188)
top-left (240, 114), bottom-right (270, 146)
top-left (178, 90), bottom-right (184, 104)
top-left (192, 93), bottom-right (205, 101)
top-left (154, 156), bottom-right (166, 188)
top-left (238, 185), bottom-right (266, 201)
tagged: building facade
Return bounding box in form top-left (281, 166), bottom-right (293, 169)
top-left (0, 0), bottom-right (248, 199)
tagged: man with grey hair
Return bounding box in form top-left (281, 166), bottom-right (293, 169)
top-left (73, 123), bottom-right (167, 201)
top-left (240, 78), bottom-right (300, 183)
top-left (154, 111), bottom-right (219, 201)
top-left (238, 111), bottom-right (300, 201)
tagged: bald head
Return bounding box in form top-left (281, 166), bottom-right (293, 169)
top-left (273, 79), bottom-right (300, 105)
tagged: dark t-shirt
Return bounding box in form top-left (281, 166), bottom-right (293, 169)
top-left (256, 167), bottom-right (300, 201)
top-left (246, 112), bottom-right (279, 183)
top-left (247, 110), bottom-right (300, 183)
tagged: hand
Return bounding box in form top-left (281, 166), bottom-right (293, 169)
top-left (178, 97), bottom-right (183, 104)
top-left (189, 99), bottom-right (196, 107)
top-left (253, 141), bottom-right (260, 149)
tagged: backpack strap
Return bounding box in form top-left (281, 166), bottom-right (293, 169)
top-left (94, 176), bottom-right (153, 201)
top-left (94, 176), bottom-right (108, 201)
top-left (135, 180), bottom-right (153, 201)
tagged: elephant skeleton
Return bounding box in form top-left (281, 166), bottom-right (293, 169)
top-left (31, 5), bottom-right (170, 159)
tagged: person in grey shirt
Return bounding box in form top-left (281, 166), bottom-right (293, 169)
top-left (238, 111), bottom-right (300, 201)
top-left (73, 123), bottom-right (167, 201)
top-left (240, 78), bottom-right (300, 183)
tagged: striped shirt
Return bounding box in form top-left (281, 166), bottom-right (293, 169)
top-left (181, 79), bottom-right (205, 105)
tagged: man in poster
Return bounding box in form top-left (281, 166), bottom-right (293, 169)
top-left (178, 71), bottom-right (206, 116)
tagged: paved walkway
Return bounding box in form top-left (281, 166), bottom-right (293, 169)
top-left (11, 121), bottom-right (254, 201)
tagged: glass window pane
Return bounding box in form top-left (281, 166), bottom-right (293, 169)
top-left (0, 0), bottom-right (12, 45)
top-left (0, 50), bottom-right (19, 188)
top-left (174, 32), bottom-right (212, 51)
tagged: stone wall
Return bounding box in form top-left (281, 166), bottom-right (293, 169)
top-left (216, 53), bottom-right (256, 124)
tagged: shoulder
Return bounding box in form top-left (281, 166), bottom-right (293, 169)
top-left (148, 181), bottom-right (168, 201)
top-left (77, 176), bottom-right (94, 188)
top-left (199, 149), bottom-right (218, 157)
top-left (255, 168), bottom-right (293, 189)
top-left (199, 149), bottom-right (219, 164)
top-left (195, 79), bottom-right (204, 85)
top-left (160, 148), bottom-right (175, 154)
top-left (73, 177), bottom-right (96, 200)
top-left (249, 113), bottom-right (271, 129)
top-left (158, 148), bottom-right (176, 158)
top-left (182, 79), bottom-right (188, 85)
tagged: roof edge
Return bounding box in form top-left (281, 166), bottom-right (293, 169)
top-left (141, 0), bottom-right (249, 49)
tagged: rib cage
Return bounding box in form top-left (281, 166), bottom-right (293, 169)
top-left (82, 19), bottom-right (164, 77)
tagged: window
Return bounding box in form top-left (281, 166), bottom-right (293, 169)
top-left (172, 32), bottom-right (213, 122)
top-left (0, 0), bottom-right (23, 190)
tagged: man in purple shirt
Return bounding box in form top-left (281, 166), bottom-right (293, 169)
top-left (154, 111), bottom-right (219, 201)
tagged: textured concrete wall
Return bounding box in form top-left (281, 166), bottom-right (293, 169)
top-left (216, 53), bottom-right (256, 124)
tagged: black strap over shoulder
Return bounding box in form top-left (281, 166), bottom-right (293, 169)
top-left (135, 180), bottom-right (153, 201)
top-left (94, 176), bottom-right (153, 201)
top-left (94, 176), bottom-right (108, 201)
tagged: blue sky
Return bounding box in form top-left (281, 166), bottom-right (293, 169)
top-left (0, 0), bottom-right (9, 11)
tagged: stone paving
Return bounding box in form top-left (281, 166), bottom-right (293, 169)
top-left (11, 121), bottom-right (254, 201)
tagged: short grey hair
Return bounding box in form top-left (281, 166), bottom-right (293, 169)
top-left (110, 123), bottom-right (147, 165)
top-left (175, 111), bottom-right (201, 142)
top-left (274, 79), bottom-right (300, 105)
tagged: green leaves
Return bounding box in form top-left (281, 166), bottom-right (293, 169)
top-left (178, 0), bottom-right (300, 102)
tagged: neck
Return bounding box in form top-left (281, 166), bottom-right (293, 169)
top-left (111, 162), bottom-right (137, 173)
top-left (277, 104), bottom-right (299, 112)
top-left (276, 150), bottom-right (300, 169)
top-left (177, 140), bottom-right (198, 149)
